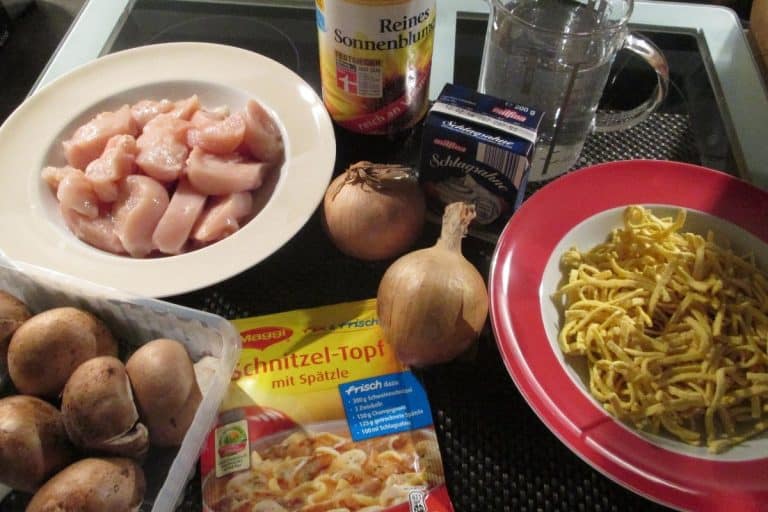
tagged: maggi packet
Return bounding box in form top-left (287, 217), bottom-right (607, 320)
top-left (200, 298), bottom-right (454, 512)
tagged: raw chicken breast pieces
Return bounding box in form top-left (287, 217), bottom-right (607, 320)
top-left (193, 192), bottom-right (254, 243)
top-left (187, 110), bottom-right (246, 155)
top-left (85, 134), bottom-right (138, 202)
top-left (186, 147), bottom-right (269, 195)
top-left (135, 113), bottom-right (191, 182)
top-left (43, 96), bottom-right (284, 257)
top-left (152, 177), bottom-right (207, 255)
top-left (62, 104), bottom-right (139, 170)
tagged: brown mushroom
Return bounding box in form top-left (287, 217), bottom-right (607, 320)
top-left (0, 290), bottom-right (32, 379)
top-left (149, 384), bottom-right (202, 447)
top-left (125, 338), bottom-right (201, 447)
top-left (7, 307), bottom-right (118, 398)
top-left (0, 395), bottom-right (74, 492)
top-left (61, 356), bottom-right (148, 459)
top-left (26, 457), bottom-right (145, 512)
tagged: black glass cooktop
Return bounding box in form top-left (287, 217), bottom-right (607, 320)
top-left (110, 0), bottom-right (735, 179)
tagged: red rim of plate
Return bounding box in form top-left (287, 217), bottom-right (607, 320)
top-left (488, 160), bottom-right (768, 512)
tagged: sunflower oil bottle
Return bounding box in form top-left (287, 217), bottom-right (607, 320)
top-left (315, 0), bottom-right (436, 139)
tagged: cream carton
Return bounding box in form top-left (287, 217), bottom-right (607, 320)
top-left (419, 83), bottom-right (542, 237)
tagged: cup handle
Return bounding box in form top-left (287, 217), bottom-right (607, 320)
top-left (593, 33), bottom-right (670, 133)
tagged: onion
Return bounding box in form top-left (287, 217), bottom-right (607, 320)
top-left (322, 161), bottom-right (425, 261)
top-left (376, 202), bottom-right (488, 366)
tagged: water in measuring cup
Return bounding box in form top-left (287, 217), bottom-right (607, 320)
top-left (480, 0), bottom-right (618, 179)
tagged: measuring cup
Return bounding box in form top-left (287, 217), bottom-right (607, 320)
top-left (478, 0), bottom-right (669, 181)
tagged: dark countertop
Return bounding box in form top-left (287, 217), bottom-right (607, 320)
top-left (0, 0), bottom-right (753, 126)
top-left (0, 0), bottom-right (83, 123)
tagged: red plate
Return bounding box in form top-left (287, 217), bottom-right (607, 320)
top-left (488, 160), bottom-right (768, 511)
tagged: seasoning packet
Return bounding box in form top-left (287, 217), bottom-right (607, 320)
top-left (200, 298), bottom-right (454, 512)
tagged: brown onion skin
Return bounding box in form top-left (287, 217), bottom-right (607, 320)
top-left (322, 171), bottom-right (425, 261)
top-left (376, 202), bottom-right (489, 366)
top-left (377, 247), bottom-right (488, 366)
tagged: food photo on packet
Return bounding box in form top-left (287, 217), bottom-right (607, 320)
top-left (200, 299), bottom-right (457, 512)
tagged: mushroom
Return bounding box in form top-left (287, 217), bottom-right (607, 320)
top-left (26, 457), bottom-right (145, 512)
top-left (61, 356), bottom-right (148, 459)
top-left (126, 338), bottom-right (202, 447)
top-left (0, 395), bottom-right (74, 492)
top-left (7, 307), bottom-right (118, 398)
top-left (0, 290), bottom-right (31, 380)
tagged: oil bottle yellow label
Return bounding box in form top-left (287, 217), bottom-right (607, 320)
top-left (316, 0), bottom-right (436, 135)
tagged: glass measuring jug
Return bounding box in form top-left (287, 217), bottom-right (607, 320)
top-left (479, 0), bottom-right (669, 181)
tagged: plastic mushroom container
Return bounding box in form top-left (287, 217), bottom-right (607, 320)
top-left (0, 254), bottom-right (241, 511)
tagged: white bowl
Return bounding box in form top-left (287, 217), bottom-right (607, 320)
top-left (0, 42), bottom-right (336, 297)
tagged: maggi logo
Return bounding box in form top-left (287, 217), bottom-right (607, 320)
top-left (241, 327), bottom-right (293, 350)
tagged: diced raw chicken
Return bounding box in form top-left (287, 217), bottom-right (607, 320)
top-left (85, 134), bottom-right (138, 202)
top-left (62, 105), bottom-right (139, 170)
top-left (61, 207), bottom-right (126, 255)
top-left (112, 175), bottom-right (170, 258)
top-left (135, 114), bottom-right (191, 182)
top-left (169, 95), bottom-right (201, 121)
top-left (130, 99), bottom-right (174, 128)
top-left (240, 99), bottom-right (284, 165)
top-left (187, 112), bottom-right (245, 155)
top-left (151, 177), bottom-right (207, 255)
top-left (41, 166), bottom-right (99, 219)
top-left (185, 146), bottom-right (269, 195)
top-left (41, 165), bottom-right (76, 190)
top-left (58, 172), bottom-right (99, 219)
top-left (191, 191), bottom-right (253, 243)
top-left (46, 94), bottom-right (280, 257)
top-left (189, 109), bottom-right (227, 126)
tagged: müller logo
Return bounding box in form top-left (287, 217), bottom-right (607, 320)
top-left (241, 327), bottom-right (293, 350)
top-left (491, 106), bottom-right (526, 123)
top-left (434, 138), bottom-right (466, 152)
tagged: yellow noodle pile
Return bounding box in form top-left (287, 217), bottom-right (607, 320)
top-left (556, 206), bottom-right (768, 453)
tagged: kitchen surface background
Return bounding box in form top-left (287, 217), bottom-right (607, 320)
top-left (0, 0), bottom-right (758, 125)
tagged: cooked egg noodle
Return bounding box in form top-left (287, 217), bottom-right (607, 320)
top-left (556, 206), bottom-right (768, 453)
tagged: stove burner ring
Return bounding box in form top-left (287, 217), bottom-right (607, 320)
top-left (148, 14), bottom-right (301, 73)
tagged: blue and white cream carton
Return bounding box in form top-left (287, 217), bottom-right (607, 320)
top-left (419, 84), bottom-right (542, 236)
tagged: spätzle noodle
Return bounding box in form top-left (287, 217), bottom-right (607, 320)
top-left (200, 299), bottom-right (454, 511)
top-left (555, 206), bottom-right (768, 453)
